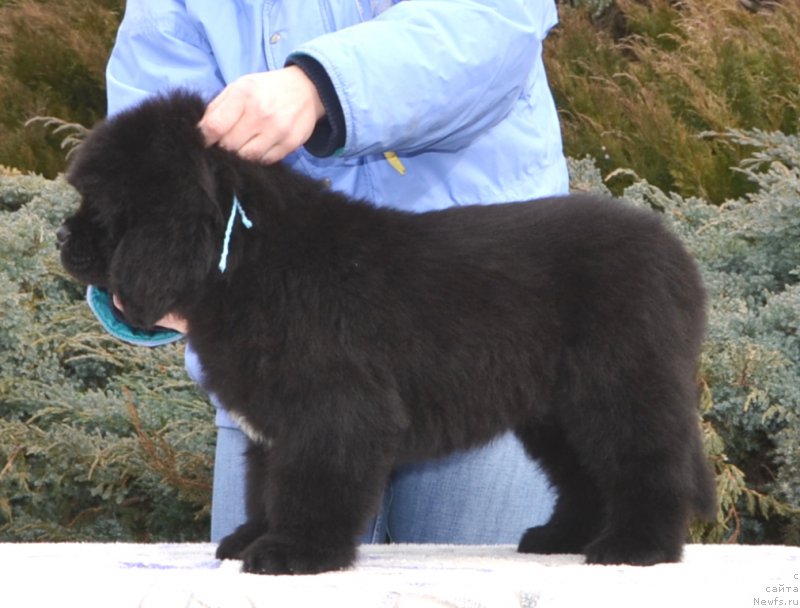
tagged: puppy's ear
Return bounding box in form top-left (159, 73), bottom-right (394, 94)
top-left (109, 214), bottom-right (218, 330)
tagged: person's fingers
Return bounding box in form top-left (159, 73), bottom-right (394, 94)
top-left (202, 81), bottom-right (273, 153)
top-left (236, 115), bottom-right (304, 163)
top-left (154, 312), bottom-right (189, 334)
top-left (237, 133), bottom-right (279, 163)
top-left (199, 88), bottom-right (246, 146)
top-left (259, 142), bottom-right (292, 165)
top-left (216, 118), bottom-right (264, 156)
top-left (213, 104), bottom-right (299, 162)
top-left (199, 67), bottom-right (324, 161)
top-left (112, 293), bottom-right (188, 333)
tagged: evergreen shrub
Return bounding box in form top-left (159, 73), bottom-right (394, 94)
top-left (548, 0), bottom-right (800, 203)
top-left (2, 125), bottom-right (799, 543)
top-left (0, 168), bottom-right (213, 541)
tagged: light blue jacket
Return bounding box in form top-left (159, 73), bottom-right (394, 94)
top-left (103, 0), bottom-right (569, 428)
top-left (107, 0), bottom-right (569, 211)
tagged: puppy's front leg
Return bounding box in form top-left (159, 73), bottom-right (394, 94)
top-left (215, 439), bottom-right (280, 561)
top-left (240, 434), bottom-right (396, 575)
top-left (238, 385), bottom-right (404, 575)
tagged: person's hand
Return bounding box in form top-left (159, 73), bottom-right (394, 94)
top-left (112, 294), bottom-right (189, 334)
top-left (199, 66), bottom-right (326, 164)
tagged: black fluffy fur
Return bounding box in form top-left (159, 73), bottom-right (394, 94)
top-left (59, 91), bottom-right (716, 574)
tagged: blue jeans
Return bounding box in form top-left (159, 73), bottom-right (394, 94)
top-left (211, 425), bottom-right (555, 544)
top-left (187, 347), bottom-right (556, 544)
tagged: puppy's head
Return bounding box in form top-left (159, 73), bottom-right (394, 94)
top-left (59, 91), bottom-right (227, 329)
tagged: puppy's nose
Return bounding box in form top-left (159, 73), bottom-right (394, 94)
top-left (56, 224), bottom-right (71, 247)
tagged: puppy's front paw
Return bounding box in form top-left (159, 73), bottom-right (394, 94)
top-left (518, 524), bottom-right (586, 555)
top-left (216, 521), bottom-right (266, 561)
top-left (241, 535), bottom-right (356, 575)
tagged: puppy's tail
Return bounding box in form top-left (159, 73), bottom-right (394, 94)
top-left (691, 434), bottom-right (718, 522)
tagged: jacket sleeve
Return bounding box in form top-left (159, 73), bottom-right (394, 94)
top-left (105, 0), bottom-right (223, 115)
top-left (289, 0), bottom-right (559, 157)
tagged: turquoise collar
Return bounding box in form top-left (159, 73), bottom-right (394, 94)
top-left (86, 286), bottom-right (183, 347)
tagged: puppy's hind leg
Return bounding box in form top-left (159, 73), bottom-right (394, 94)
top-left (576, 376), bottom-right (702, 566)
top-left (515, 422), bottom-right (604, 556)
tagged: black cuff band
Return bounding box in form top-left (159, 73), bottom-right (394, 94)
top-left (287, 55), bottom-right (346, 158)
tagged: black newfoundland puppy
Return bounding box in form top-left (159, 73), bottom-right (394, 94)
top-left (59, 91), bottom-right (715, 574)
